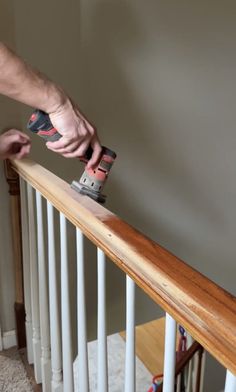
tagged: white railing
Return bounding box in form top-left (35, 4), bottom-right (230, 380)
top-left (6, 159), bottom-right (236, 392)
top-left (77, 228), bottom-right (89, 392)
top-left (47, 201), bottom-right (63, 392)
top-left (27, 183), bottom-right (42, 383)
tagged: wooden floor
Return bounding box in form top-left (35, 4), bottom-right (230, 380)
top-left (120, 317), bottom-right (178, 376)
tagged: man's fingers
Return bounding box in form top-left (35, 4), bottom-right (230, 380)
top-left (46, 124), bottom-right (91, 152)
top-left (86, 140), bottom-right (102, 169)
top-left (22, 143), bottom-right (31, 155)
top-left (47, 102), bottom-right (101, 160)
top-left (46, 137), bottom-right (70, 150)
top-left (61, 145), bottom-right (89, 158)
top-left (47, 136), bottom-right (91, 158)
top-left (47, 133), bottom-right (102, 163)
top-left (11, 143), bottom-right (31, 159)
top-left (7, 133), bottom-right (28, 145)
top-left (46, 139), bottom-right (79, 154)
top-left (46, 137), bottom-right (86, 152)
top-left (18, 143), bottom-right (30, 157)
top-left (59, 142), bottom-right (91, 158)
top-left (6, 129), bottom-right (30, 143)
top-left (0, 129), bottom-right (31, 160)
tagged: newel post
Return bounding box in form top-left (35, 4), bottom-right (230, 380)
top-left (4, 159), bottom-right (26, 348)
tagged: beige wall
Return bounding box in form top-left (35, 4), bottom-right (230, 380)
top-left (1, 0), bottom-right (235, 388)
top-left (77, 0), bottom-right (236, 295)
top-left (13, 0), bottom-right (236, 295)
top-left (0, 0), bottom-right (22, 332)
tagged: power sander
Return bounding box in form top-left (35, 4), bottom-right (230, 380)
top-left (27, 109), bottom-right (116, 203)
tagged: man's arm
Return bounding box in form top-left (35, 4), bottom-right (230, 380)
top-left (0, 42), bottom-right (65, 112)
top-left (0, 43), bottom-right (101, 165)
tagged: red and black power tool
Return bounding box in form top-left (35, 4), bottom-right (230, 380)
top-left (27, 109), bottom-right (116, 203)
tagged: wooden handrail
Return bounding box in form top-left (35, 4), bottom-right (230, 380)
top-left (10, 158), bottom-right (236, 375)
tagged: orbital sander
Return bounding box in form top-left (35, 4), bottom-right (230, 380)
top-left (27, 109), bottom-right (116, 203)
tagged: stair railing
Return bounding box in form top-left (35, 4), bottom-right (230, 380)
top-left (5, 157), bottom-right (236, 392)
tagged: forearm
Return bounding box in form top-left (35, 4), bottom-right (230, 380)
top-left (0, 42), bottom-right (67, 113)
top-left (0, 43), bottom-right (102, 165)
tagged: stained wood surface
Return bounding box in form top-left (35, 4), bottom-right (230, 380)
top-left (10, 158), bottom-right (236, 375)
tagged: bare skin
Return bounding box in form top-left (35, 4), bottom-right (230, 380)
top-left (0, 42), bottom-right (102, 166)
top-left (0, 130), bottom-right (31, 160)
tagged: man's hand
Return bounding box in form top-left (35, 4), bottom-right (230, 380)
top-left (46, 100), bottom-right (102, 168)
top-left (0, 129), bottom-right (31, 160)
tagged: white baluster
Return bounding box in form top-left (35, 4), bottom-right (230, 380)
top-left (199, 350), bottom-right (206, 392)
top-left (97, 248), bottom-right (108, 392)
top-left (224, 370), bottom-right (236, 392)
top-left (186, 334), bottom-right (193, 392)
top-left (27, 184), bottom-right (42, 383)
top-left (60, 213), bottom-right (74, 391)
top-left (76, 229), bottom-right (89, 392)
top-left (20, 178), bottom-right (33, 364)
top-left (162, 314), bottom-right (176, 392)
top-left (36, 191), bottom-right (51, 391)
top-left (176, 374), bottom-right (181, 392)
top-left (47, 202), bottom-right (63, 392)
top-left (186, 360), bottom-right (193, 392)
top-left (193, 350), bottom-right (199, 392)
top-left (124, 276), bottom-right (136, 392)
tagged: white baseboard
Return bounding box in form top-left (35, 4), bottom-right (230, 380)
top-left (2, 330), bottom-right (17, 350)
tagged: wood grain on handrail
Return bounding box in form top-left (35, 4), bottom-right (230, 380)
top-left (10, 158), bottom-right (236, 375)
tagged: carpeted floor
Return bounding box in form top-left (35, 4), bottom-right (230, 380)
top-left (0, 347), bottom-right (33, 392)
top-left (0, 335), bottom-right (152, 391)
